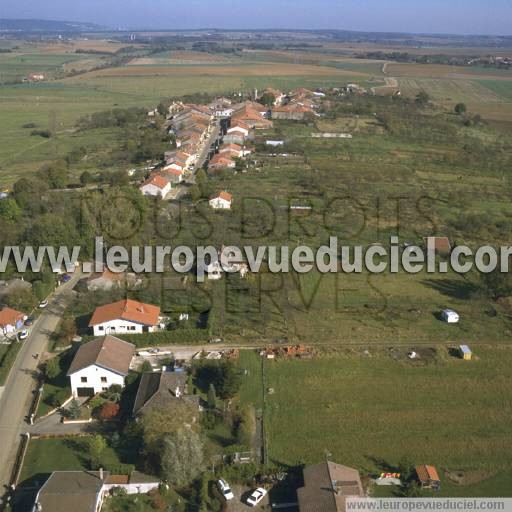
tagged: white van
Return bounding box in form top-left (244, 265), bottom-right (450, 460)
top-left (441, 309), bottom-right (459, 323)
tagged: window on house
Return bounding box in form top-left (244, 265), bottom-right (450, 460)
top-left (81, 376), bottom-right (87, 383)
top-left (102, 387), bottom-right (108, 391)
top-left (101, 377), bottom-right (107, 383)
top-left (98, 326), bottom-right (104, 331)
top-left (129, 326), bottom-right (136, 331)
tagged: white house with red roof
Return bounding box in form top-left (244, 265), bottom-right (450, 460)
top-left (0, 307), bottom-right (26, 335)
top-left (209, 191), bottom-right (232, 209)
top-left (89, 299), bottom-right (162, 336)
top-left (139, 174), bottom-right (171, 197)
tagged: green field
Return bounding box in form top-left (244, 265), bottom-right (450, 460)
top-left (477, 79), bottom-right (512, 101)
top-left (238, 347), bottom-right (512, 496)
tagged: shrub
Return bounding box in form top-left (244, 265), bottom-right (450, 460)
top-left (30, 129), bottom-right (52, 138)
top-left (99, 402), bottom-right (120, 420)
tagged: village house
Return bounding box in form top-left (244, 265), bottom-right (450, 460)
top-left (132, 370), bottom-right (200, 417)
top-left (219, 143), bottom-right (243, 158)
top-left (209, 191), bottom-right (232, 209)
top-left (160, 166), bottom-right (184, 184)
top-left (209, 97), bottom-right (234, 118)
top-left (297, 461), bottom-right (364, 512)
top-left (272, 103), bottom-right (314, 121)
top-left (27, 72), bottom-right (45, 81)
top-left (231, 102), bottom-right (272, 130)
top-left (261, 87), bottom-right (285, 105)
top-left (0, 307), bottom-right (27, 336)
top-left (32, 470), bottom-right (160, 512)
top-left (208, 153), bottom-right (236, 172)
top-left (206, 260), bottom-right (223, 280)
top-left (89, 298), bottom-right (162, 336)
top-left (139, 174), bottom-right (171, 197)
top-left (67, 335), bottom-right (135, 397)
top-left (86, 267), bottom-right (140, 292)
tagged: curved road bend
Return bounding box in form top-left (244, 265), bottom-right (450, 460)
top-left (0, 271), bottom-right (82, 501)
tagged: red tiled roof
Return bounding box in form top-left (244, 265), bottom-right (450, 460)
top-left (0, 307), bottom-right (25, 327)
top-left (89, 299), bottom-right (160, 327)
top-left (416, 465), bottom-right (440, 483)
top-left (220, 143), bottom-right (242, 152)
top-left (141, 174), bottom-right (169, 190)
top-left (211, 191), bottom-right (232, 202)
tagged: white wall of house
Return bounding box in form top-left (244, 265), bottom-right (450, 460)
top-left (227, 126), bottom-right (249, 136)
top-left (140, 182), bottom-right (171, 197)
top-left (209, 198), bottom-right (231, 209)
top-left (70, 364), bottom-right (126, 397)
top-left (102, 482), bottom-right (160, 495)
top-left (92, 318), bottom-right (156, 337)
top-left (0, 323), bottom-right (16, 335)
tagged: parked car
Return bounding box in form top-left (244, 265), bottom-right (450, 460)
top-left (38, 299), bottom-right (49, 308)
top-left (24, 317), bottom-right (34, 326)
top-left (60, 273), bottom-right (72, 283)
top-left (217, 479), bottom-right (234, 501)
top-left (246, 488), bottom-right (267, 507)
top-left (18, 330), bottom-right (29, 341)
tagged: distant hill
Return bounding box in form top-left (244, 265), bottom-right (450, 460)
top-left (0, 18), bottom-right (104, 32)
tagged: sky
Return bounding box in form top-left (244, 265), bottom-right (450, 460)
top-left (1, 0), bottom-right (512, 35)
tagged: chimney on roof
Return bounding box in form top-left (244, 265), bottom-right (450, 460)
top-left (99, 467), bottom-right (104, 480)
top-left (331, 480), bottom-right (338, 494)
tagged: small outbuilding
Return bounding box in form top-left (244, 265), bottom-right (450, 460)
top-left (459, 344), bottom-right (472, 360)
top-left (415, 465), bottom-right (441, 490)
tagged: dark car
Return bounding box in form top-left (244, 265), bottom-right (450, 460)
top-left (60, 274), bottom-right (72, 283)
top-left (24, 317), bottom-right (34, 326)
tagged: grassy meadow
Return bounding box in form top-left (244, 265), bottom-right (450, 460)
top-left (238, 348), bottom-right (512, 496)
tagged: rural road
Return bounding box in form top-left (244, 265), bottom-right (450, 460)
top-left (0, 271), bottom-right (82, 503)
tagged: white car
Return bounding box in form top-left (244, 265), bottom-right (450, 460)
top-left (217, 479), bottom-right (234, 501)
top-left (18, 330), bottom-right (29, 341)
top-left (246, 487), bottom-right (267, 507)
top-left (38, 299), bottom-right (49, 309)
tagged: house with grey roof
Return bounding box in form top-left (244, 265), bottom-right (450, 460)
top-left (32, 470), bottom-right (107, 512)
top-left (297, 461), bottom-right (364, 512)
top-left (32, 470), bottom-right (160, 511)
top-left (132, 370), bottom-right (200, 417)
top-left (67, 335), bottom-right (135, 397)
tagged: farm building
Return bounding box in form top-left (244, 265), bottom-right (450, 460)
top-left (415, 465), bottom-right (441, 490)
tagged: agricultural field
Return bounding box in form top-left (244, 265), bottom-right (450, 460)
top-left (1, 39), bottom-right (511, 186)
top-left (238, 347), bottom-right (512, 496)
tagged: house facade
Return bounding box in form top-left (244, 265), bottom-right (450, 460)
top-left (139, 174), bottom-right (171, 197)
top-left (209, 191), bottom-right (232, 209)
top-left (67, 335), bottom-right (135, 397)
top-left (89, 299), bottom-right (161, 336)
